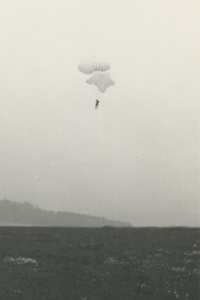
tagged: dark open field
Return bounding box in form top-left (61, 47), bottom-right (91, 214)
top-left (0, 227), bottom-right (199, 300)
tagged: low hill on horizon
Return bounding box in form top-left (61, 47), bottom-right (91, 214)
top-left (0, 199), bottom-right (131, 227)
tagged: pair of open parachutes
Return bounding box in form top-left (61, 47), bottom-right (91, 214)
top-left (78, 57), bottom-right (115, 108)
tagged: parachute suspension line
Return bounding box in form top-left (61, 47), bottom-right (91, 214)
top-left (96, 88), bottom-right (99, 101)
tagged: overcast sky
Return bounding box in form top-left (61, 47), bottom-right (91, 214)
top-left (0, 0), bottom-right (199, 226)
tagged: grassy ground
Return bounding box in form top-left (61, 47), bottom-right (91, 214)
top-left (0, 227), bottom-right (199, 300)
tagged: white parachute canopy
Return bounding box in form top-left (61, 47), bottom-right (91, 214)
top-left (78, 57), bottom-right (111, 74)
top-left (86, 72), bottom-right (115, 93)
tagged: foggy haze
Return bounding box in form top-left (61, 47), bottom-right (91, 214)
top-left (0, 0), bottom-right (199, 226)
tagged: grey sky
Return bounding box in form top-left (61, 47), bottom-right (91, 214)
top-left (0, 0), bottom-right (199, 226)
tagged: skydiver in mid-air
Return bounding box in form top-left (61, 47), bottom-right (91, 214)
top-left (95, 99), bottom-right (99, 109)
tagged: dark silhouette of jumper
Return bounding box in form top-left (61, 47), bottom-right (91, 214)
top-left (95, 100), bottom-right (99, 109)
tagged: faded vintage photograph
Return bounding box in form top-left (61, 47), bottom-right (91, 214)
top-left (0, 0), bottom-right (199, 299)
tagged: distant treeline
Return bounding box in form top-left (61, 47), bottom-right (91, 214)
top-left (0, 199), bottom-right (131, 227)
